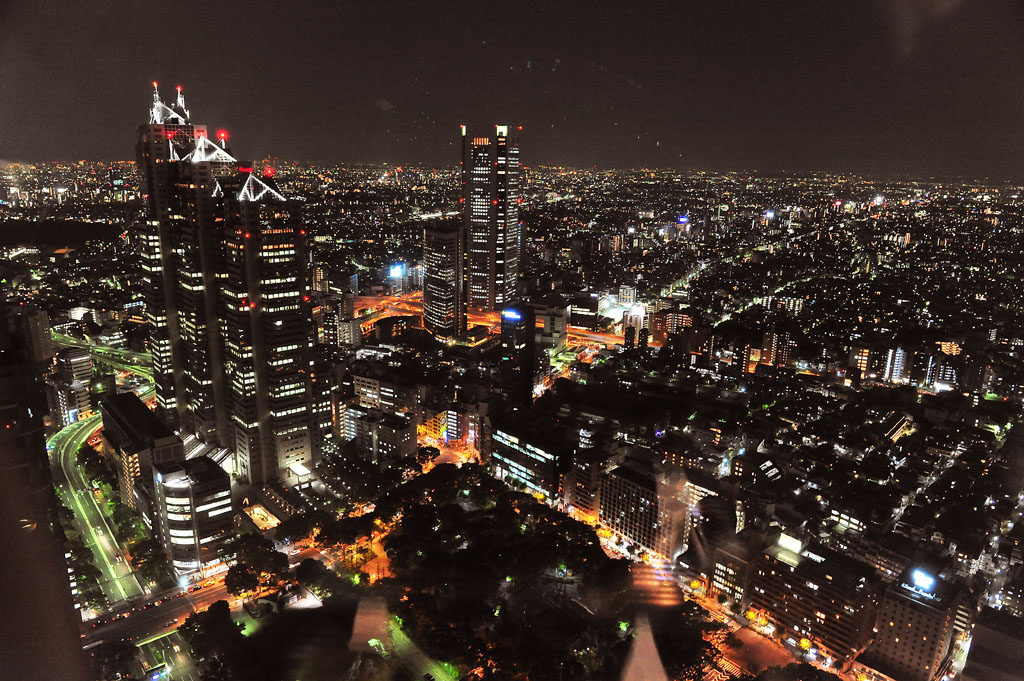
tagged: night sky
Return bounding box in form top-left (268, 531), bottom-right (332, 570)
top-left (1, 0), bottom-right (1022, 178)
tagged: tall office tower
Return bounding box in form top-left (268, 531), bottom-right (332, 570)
top-left (461, 124), bottom-right (521, 311)
top-left (499, 302), bottom-right (536, 405)
top-left (137, 84), bottom-right (318, 486)
top-left (219, 173), bottom-right (317, 485)
top-left (0, 298), bottom-right (88, 680)
top-left (137, 82), bottom-right (207, 428)
top-left (422, 222), bottom-right (466, 340)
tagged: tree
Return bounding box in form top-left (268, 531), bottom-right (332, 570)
top-left (179, 600), bottom-right (243, 678)
top-left (274, 513), bottom-right (314, 545)
top-left (228, 533), bottom-right (289, 592)
top-left (415, 446), bottom-right (439, 467)
top-left (225, 564), bottom-right (260, 597)
top-left (130, 537), bottom-right (172, 585)
top-left (90, 639), bottom-right (137, 680)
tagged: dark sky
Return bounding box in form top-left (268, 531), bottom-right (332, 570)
top-left (1, 1), bottom-right (1023, 178)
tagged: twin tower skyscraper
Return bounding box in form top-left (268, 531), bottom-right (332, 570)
top-left (423, 124), bottom-right (522, 340)
top-left (137, 83), bottom-right (319, 486)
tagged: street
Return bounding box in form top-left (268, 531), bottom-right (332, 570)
top-left (49, 415), bottom-right (145, 605)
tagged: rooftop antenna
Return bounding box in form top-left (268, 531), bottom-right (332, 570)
top-left (175, 85), bottom-right (190, 119)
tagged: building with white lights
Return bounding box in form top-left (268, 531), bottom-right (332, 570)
top-left (136, 84), bottom-right (319, 486)
top-left (461, 124), bottom-right (521, 312)
top-left (153, 456), bottom-right (233, 577)
top-left (862, 567), bottom-right (964, 681)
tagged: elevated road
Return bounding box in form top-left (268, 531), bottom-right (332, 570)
top-left (51, 332), bottom-right (154, 381)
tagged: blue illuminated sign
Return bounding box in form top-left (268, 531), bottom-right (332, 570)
top-left (388, 263), bottom-right (405, 278)
top-left (911, 569), bottom-right (935, 592)
top-left (678, 216), bottom-right (689, 224)
top-left (502, 309), bottom-right (521, 321)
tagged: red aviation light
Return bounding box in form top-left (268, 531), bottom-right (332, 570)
top-left (517, 125), bottom-right (523, 131)
top-left (299, 229), bottom-right (306, 235)
top-left (165, 131), bottom-right (175, 140)
top-left (492, 199), bottom-right (499, 205)
top-left (303, 295), bottom-right (310, 302)
top-left (459, 198), bottom-right (465, 203)
top-left (176, 85), bottom-right (182, 92)
top-left (244, 232), bottom-right (251, 239)
top-left (263, 166), bottom-right (276, 178)
top-left (249, 302), bottom-right (257, 309)
top-left (152, 81), bottom-right (158, 88)
top-left (217, 129), bottom-right (229, 141)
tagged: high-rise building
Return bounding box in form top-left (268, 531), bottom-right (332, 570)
top-left (422, 222), bottom-right (466, 340)
top-left (748, 534), bottom-right (880, 665)
top-left (863, 568), bottom-right (964, 681)
top-left (136, 82), bottom-right (208, 428)
top-left (153, 456), bottom-right (233, 577)
top-left (136, 84), bottom-right (318, 486)
top-left (47, 346), bottom-right (93, 426)
top-left (461, 124), bottom-right (521, 312)
top-left (499, 302), bottom-right (536, 405)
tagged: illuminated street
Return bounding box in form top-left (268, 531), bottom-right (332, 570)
top-left (48, 414), bottom-right (145, 605)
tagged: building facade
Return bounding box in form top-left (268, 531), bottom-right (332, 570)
top-left (422, 222), bottom-right (467, 340)
top-left (153, 456), bottom-right (233, 577)
top-left (136, 84), bottom-right (319, 486)
top-left (461, 124), bottom-right (521, 312)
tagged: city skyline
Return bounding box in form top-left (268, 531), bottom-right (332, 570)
top-left (1, 2), bottom-right (1024, 178)
top-left (4, 5), bottom-right (1024, 681)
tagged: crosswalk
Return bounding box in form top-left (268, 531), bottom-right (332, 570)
top-left (702, 655), bottom-right (744, 681)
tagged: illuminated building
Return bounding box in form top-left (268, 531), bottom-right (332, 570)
top-left (461, 124), bottom-right (521, 311)
top-left (862, 568), bottom-right (964, 681)
top-left (218, 171), bottom-right (318, 485)
top-left (136, 84), bottom-right (319, 486)
top-left (153, 456), bottom-right (233, 577)
top-left (423, 221), bottom-right (466, 339)
top-left (499, 302), bottom-right (536, 405)
top-left (99, 392), bottom-right (184, 515)
top-left (760, 328), bottom-right (794, 368)
top-left (355, 412), bottom-right (415, 468)
top-left (490, 411), bottom-right (569, 503)
top-left (136, 82), bottom-right (208, 427)
top-left (47, 347), bottom-right (92, 426)
top-left (622, 304), bottom-right (647, 332)
top-left (748, 534), bottom-right (880, 665)
top-left (599, 454), bottom-right (687, 561)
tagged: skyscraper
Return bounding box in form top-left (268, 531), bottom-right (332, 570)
top-left (461, 124), bottom-right (521, 312)
top-left (136, 84), bottom-right (318, 486)
top-left (422, 221), bottom-right (466, 340)
top-left (136, 83), bottom-right (207, 428)
top-left (499, 302), bottom-right (536, 405)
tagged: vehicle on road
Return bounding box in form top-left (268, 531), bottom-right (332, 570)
top-left (163, 619), bottom-right (177, 628)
